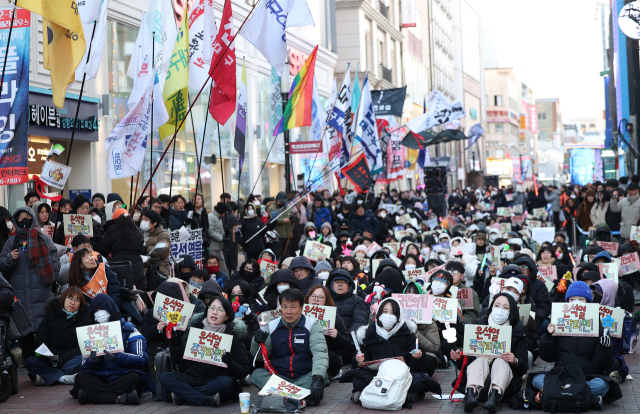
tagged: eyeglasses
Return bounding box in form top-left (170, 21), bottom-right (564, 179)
top-left (208, 306), bottom-right (225, 313)
top-left (310, 295), bottom-right (325, 301)
top-left (66, 297), bottom-right (81, 304)
top-left (519, 265), bottom-right (528, 270)
top-left (451, 271), bottom-right (460, 275)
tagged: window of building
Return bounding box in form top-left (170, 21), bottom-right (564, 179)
top-left (494, 95), bottom-right (502, 106)
top-left (539, 131), bottom-right (548, 139)
top-left (495, 123), bottom-right (503, 133)
top-left (495, 149), bottom-right (504, 158)
top-left (486, 150), bottom-right (490, 157)
top-left (538, 112), bottom-right (547, 120)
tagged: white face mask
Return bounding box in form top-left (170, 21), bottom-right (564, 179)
top-left (357, 200), bottom-right (363, 205)
top-left (490, 308), bottom-right (510, 325)
top-left (505, 291), bottom-right (520, 302)
top-left (140, 221), bottom-right (151, 232)
top-left (405, 264), bottom-right (416, 271)
top-left (431, 280), bottom-right (447, 295)
top-left (399, 209), bottom-right (405, 215)
top-left (379, 212), bottom-right (387, 219)
top-left (318, 271), bottom-right (330, 280)
top-left (94, 310), bottom-right (110, 324)
top-left (569, 298), bottom-right (585, 304)
top-left (277, 285), bottom-right (290, 294)
top-left (5, 221), bottom-right (12, 231)
top-left (407, 208), bottom-right (413, 213)
top-left (247, 209), bottom-right (256, 217)
top-left (421, 248), bottom-right (430, 256)
top-left (557, 253), bottom-right (563, 260)
top-left (254, 200), bottom-right (261, 206)
top-left (489, 234), bottom-right (498, 242)
top-left (378, 313), bottom-right (398, 330)
top-left (439, 254), bottom-right (447, 261)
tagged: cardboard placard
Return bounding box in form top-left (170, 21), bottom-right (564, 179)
top-left (259, 309), bottom-right (282, 323)
top-left (505, 193), bottom-right (514, 202)
top-left (170, 228), bottom-right (203, 268)
top-left (303, 304), bottom-right (337, 333)
top-left (258, 286), bottom-right (267, 303)
top-left (596, 262), bottom-right (618, 283)
top-left (532, 207), bottom-right (546, 219)
top-left (63, 214), bottom-right (93, 237)
top-left (397, 214), bottom-right (412, 225)
top-left (463, 324), bottom-right (512, 358)
top-left (42, 225), bottom-right (55, 238)
top-left (617, 252), bottom-right (640, 275)
top-left (183, 328), bottom-right (233, 367)
top-left (457, 288), bottom-right (474, 310)
top-left (596, 241), bottom-right (618, 256)
top-left (40, 160), bottom-right (72, 190)
top-left (427, 218), bottom-right (439, 230)
top-left (526, 218), bottom-right (541, 228)
top-left (496, 207), bottom-right (511, 217)
top-left (630, 225), bottom-right (640, 243)
top-left (153, 293), bottom-right (195, 331)
top-left (424, 263), bottom-right (447, 281)
top-left (394, 230), bottom-right (411, 240)
top-left (536, 274), bottom-right (555, 292)
top-left (303, 241), bottom-right (332, 262)
top-left (383, 242), bottom-right (400, 256)
top-left (258, 375), bottom-right (311, 399)
top-left (356, 257), bottom-right (369, 271)
top-left (511, 215), bottom-right (525, 226)
top-left (450, 246), bottom-right (464, 256)
top-left (551, 303), bottom-right (599, 337)
top-left (490, 277), bottom-right (510, 295)
top-left (259, 260), bottom-right (278, 280)
top-left (403, 267), bottom-right (425, 282)
top-left (371, 258), bottom-right (383, 277)
top-left (367, 242), bottom-right (382, 255)
top-left (538, 266), bottom-right (558, 281)
top-left (432, 296), bottom-right (458, 323)
top-left (391, 293), bottom-right (434, 324)
top-left (499, 222), bottom-right (512, 234)
top-left (432, 241), bottom-right (450, 252)
top-left (513, 205), bottom-right (523, 214)
top-left (357, 356), bottom-right (405, 369)
top-left (532, 227), bottom-right (555, 246)
top-left (76, 322), bottom-right (125, 357)
top-left (517, 303), bottom-right (532, 325)
top-left (599, 305), bottom-right (624, 338)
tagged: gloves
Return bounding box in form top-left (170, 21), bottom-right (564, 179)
top-left (221, 352), bottom-right (233, 367)
top-left (254, 330), bottom-right (268, 344)
top-left (309, 375), bottom-right (324, 406)
top-left (119, 287), bottom-right (137, 302)
top-left (103, 350), bottom-right (115, 363)
top-left (600, 333), bottom-right (612, 348)
top-left (88, 351), bottom-right (100, 364)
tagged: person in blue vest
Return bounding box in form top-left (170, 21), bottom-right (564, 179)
top-left (249, 289), bottom-right (329, 406)
top-left (309, 195), bottom-right (332, 229)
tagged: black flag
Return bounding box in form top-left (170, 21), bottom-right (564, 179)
top-left (341, 153), bottom-right (371, 194)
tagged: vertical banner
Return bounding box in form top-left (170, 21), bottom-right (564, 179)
top-left (0, 7), bottom-right (30, 185)
top-left (401, 0), bottom-right (416, 27)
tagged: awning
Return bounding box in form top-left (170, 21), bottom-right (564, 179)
top-left (401, 128), bottom-right (467, 149)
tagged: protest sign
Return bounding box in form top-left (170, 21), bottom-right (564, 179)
top-left (513, 205), bottom-right (523, 214)
top-left (403, 267), bottom-right (425, 282)
top-left (631, 225), bottom-right (640, 243)
top-left (170, 228), bottom-right (203, 268)
top-left (538, 266), bottom-right (558, 281)
top-left (432, 241), bottom-right (450, 252)
top-left (450, 246), bottom-right (464, 256)
top-left (371, 258), bottom-right (383, 277)
top-left (397, 214), bottom-right (412, 225)
top-left (77, 322), bottom-right (125, 357)
top-left (259, 375), bottom-right (311, 399)
top-left (463, 324), bottom-right (511, 358)
top-left (532, 227), bottom-right (554, 246)
top-left (427, 218), bottom-right (438, 230)
top-left (259, 259), bottom-right (278, 280)
top-left (449, 286), bottom-right (458, 300)
top-left (303, 241), bottom-right (332, 262)
top-left (551, 303), bottom-right (599, 337)
top-left (496, 207), bottom-right (511, 217)
top-left (532, 208), bottom-right (546, 219)
top-left (357, 356), bottom-right (405, 369)
top-left (40, 160), bottom-right (72, 190)
top-left (499, 222), bottom-right (512, 234)
top-left (505, 194), bottom-right (514, 202)
top-left (424, 263), bottom-right (447, 281)
top-left (258, 286), bottom-right (267, 303)
top-left (367, 242), bottom-right (382, 255)
top-left (394, 230), bottom-right (411, 240)
top-left (526, 219), bottom-right (541, 228)
top-left (392, 293), bottom-right (434, 323)
top-left (153, 293), bottom-right (195, 330)
top-left (303, 304), bottom-right (337, 333)
top-left (356, 257), bottom-right (369, 271)
top-left (596, 241), bottom-right (618, 256)
top-left (599, 305), bottom-right (624, 338)
top-left (490, 277), bottom-right (510, 294)
top-left (383, 242), bottom-right (400, 256)
top-left (517, 304), bottom-right (531, 325)
top-left (457, 288), bottom-right (474, 310)
top-left (63, 214), bottom-right (93, 237)
top-left (183, 328), bottom-right (233, 367)
top-left (511, 215), bottom-right (525, 226)
top-left (617, 253), bottom-right (640, 275)
top-left (432, 297), bottom-right (457, 323)
top-left (465, 243), bottom-right (477, 255)
top-left (597, 262), bottom-right (619, 283)
top-left (42, 225), bottom-right (55, 238)
top-left (536, 273), bottom-right (555, 292)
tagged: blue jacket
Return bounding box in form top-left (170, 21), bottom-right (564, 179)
top-left (348, 210), bottom-right (381, 237)
top-left (312, 207), bottom-right (332, 229)
top-left (268, 315), bottom-right (316, 379)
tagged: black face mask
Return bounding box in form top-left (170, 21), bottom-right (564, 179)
top-left (180, 270), bottom-right (193, 281)
top-left (18, 219), bottom-right (32, 229)
top-left (241, 269), bottom-right (255, 280)
top-left (229, 294), bottom-right (246, 305)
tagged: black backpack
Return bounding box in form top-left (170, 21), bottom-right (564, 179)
top-left (541, 355), bottom-right (592, 413)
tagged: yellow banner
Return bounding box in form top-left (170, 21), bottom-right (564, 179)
top-left (160, 15), bottom-right (189, 139)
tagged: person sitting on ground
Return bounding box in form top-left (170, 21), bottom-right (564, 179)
top-left (262, 268), bottom-right (303, 310)
top-left (67, 248), bottom-right (122, 308)
top-left (225, 279), bottom-right (260, 349)
top-left (290, 256), bottom-right (323, 295)
top-left (446, 261), bottom-right (481, 324)
top-left (326, 269), bottom-right (369, 333)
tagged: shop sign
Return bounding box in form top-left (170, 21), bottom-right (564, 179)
top-left (29, 104), bottom-right (99, 132)
top-left (27, 141), bottom-right (49, 176)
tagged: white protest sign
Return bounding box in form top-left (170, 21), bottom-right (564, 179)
top-left (153, 293), bottom-right (195, 331)
top-left (432, 296), bottom-right (458, 323)
top-left (383, 242), bottom-right (400, 256)
top-left (550, 303), bottom-right (599, 337)
top-left (599, 305), bottom-right (624, 338)
top-left (63, 214), bottom-right (93, 237)
top-left (391, 293), bottom-right (433, 324)
top-left (303, 304), bottom-right (337, 333)
top-left (517, 303), bottom-right (531, 325)
top-left (260, 260), bottom-right (278, 280)
top-left (598, 262), bottom-right (619, 283)
top-left (463, 324), bottom-right (512, 358)
top-left (259, 375), bottom-right (311, 399)
top-left (76, 321), bottom-right (125, 357)
top-left (532, 227), bottom-right (554, 246)
top-left (397, 214), bottom-right (412, 225)
top-left (403, 267), bottom-right (425, 282)
top-left (303, 241), bottom-right (332, 261)
top-left (183, 328), bottom-right (233, 367)
top-left (40, 160), bottom-right (72, 190)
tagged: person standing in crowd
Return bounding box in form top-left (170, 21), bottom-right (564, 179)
top-left (92, 194), bottom-right (106, 216)
top-left (53, 194), bottom-right (105, 248)
top-left (267, 191), bottom-right (295, 258)
top-left (193, 193), bottom-right (210, 256)
top-left (544, 185), bottom-right (562, 230)
top-left (222, 201), bottom-right (240, 276)
top-left (24, 191), bottom-right (40, 208)
top-left (32, 201), bottom-right (53, 229)
top-left (208, 202), bottom-right (229, 274)
top-left (0, 206), bottom-right (14, 251)
top-left (610, 183), bottom-right (640, 242)
top-left (141, 210), bottom-right (171, 278)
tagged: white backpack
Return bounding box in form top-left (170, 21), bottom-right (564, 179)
top-left (360, 359), bottom-right (412, 411)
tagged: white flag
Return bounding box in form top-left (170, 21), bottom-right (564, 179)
top-left (202, 0), bottom-right (218, 65)
top-left (406, 90), bottom-right (466, 134)
top-left (127, 13), bottom-right (152, 80)
top-left (238, 0), bottom-right (314, 75)
top-left (145, 0), bottom-right (178, 76)
top-left (310, 76), bottom-right (325, 142)
top-left (75, 0), bottom-right (109, 81)
top-left (352, 74), bottom-right (383, 174)
top-left (188, 0), bottom-right (209, 90)
top-left (327, 65), bottom-right (351, 141)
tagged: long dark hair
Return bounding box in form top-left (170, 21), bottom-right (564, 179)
top-left (487, 293), bottom-right (520, 326)
top-left (226, 279), bottom-right (253, 303)
top-left (376, 298), bottom-right (401, 329)
top-left (109, 215), bottom-right (142, 243)
top-left (68, 249), bottom-right (94, 288)
top-left (595, 190), bottom-right (610, 209)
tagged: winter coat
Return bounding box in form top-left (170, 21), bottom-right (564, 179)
top-left (610, 195), bottom-right (640, 238)
top-left (96, 221), bottom-right (145, 291)
top-left (34, 298), bottom-right (92, 365)
top-left (605, 204), bottom-right (622, 232)
top-left (298, 222), bottom-right (319, 250)
top-left (171, 317), bottom-right (250, 386)
top-left (250, 314), bottom-right (329, 380)
top-left (0, 274), bottom-right (14, 324)
top-left (53, 214), bottom-right (104, 248)
top-left (240, 216), bottom-right (265, 253)
top-left (325, 313), bottom-right (350, 356)
top-left (513, 256), bottom-right (552, 323)
top-left (576, 195), bottom-right (596, 230)
top-left (207, 210), bottom-right (225, 253)
top-left (0, 207), bottom-right (61, 328)
top-left (348, 210), bottom-right (381, 237)
top-left (590, 202), bottom-right (609, 228)
top-left (267, 203), bottom-right (295, 239)
top-left (309, 206), bottom-right (333, 229)
top-left (544, 189), bottom-right (561, 212)
top-left (146, 226), bottom-right (171, 277)
top-left (326, 270), bottom-right (369, 332)
top-left (0, 206), bottom-right (12, 252)
top-left (168, 208), bottom-right (199, 231)
top-left (73, 263), bottom-right (122, 308)
top-left (538, 324), bottom-right (622, 404)
top-left (416, 322), bottom-right (441, 362)
top-left (234, 267), bottom-right (266, 307)
top-left (512, 192), bottom-right (527, 208)
top-left (263, 269), bottom-right (303, 310)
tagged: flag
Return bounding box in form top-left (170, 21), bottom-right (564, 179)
top-left (188, 0), bottom-right (210, 90)
top-left (146, 0), bottom-right (178, 76)
top-left (341, 153), bottom-right (370, 194)
top-left (378, 127), bottom-right (404, 184)
top-left (351, 74), bottom-right (383, 174)
top-left (127, 14), bottom-right (152, 81)
top-left (328, 65), bottom-right (352, 139)
top-left (160, 15), bottom-right (189, 139)
top-left (269, 68), bottom-right (283, 136)
top-left (407, 90), bottom-right (465, 134)
top-left (21, 0), bottom-right (86, 108)
top-left (202, 0), bottom-right (218, 65)
top-left (417, 95), bottom-right (427, 166)
top-left (235, 60), bottom-right (247, 172)
top-left (467, 123), bottom-right (484, 149)
top-left (48, 144), bottom-right (65, 158)
top-left (351, 64), bottom-right (361, 115)
top-left (273, 45), bottom-right (318, 135)
top-left (325, 79), bottom-right (341, 173)
top-left (238, 0), bottom-right (314, 75)
top-left (75, 0), bottom-right (109, 81)
top-left (310, 75), bottom-right (325, 142)
top-left (208, 0), bottom-right (236, 125)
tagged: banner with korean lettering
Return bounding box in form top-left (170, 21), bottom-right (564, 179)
top-left (76, 321), bottom-right (125, 357)
top-left (170, 228), bottom-right (203, 268)
top-left (599, 305), bottom-right (624, 338)
top-left (153, 292), bottom-right (195, 330)
top-left (463, 324), bottom-right (511, 358)
top-left (303, 240), bottom-right (332, 262)
top-left (183, 327), bottom-right (233, 367)
top-left (259, 375), bottom-right (311, 399)
top-left (63, 214), bottom-right (93, 237)
top-left (379, 126), bottom-right (405, 184)
top-left (432, 297), bottom-right (458, 323)
top-left (616, 252), bottom-right (640, 275)
top-left (392, 293), bottom-right (433, 324)
top-left (303, 304), bottom-right (336, 333)
top-left (550, 302), bottom-right (599, 337)
top-left (0, 7), bottom-right (30, 185)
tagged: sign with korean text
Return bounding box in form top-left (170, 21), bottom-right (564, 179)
top-left (42, 225), bottom-right (55, 238)
top-left (403, 267), bottom-right (425, 282)
top-left (392, 293), bottom-right (434, 324)
top-left (630, 225), bottom-right (640, 243)
top-left (596, 241), bottom-right (618, 256)
top-left (432, 296), bottom-right (457, 323)
top-left (599, 305), bottom-right (624, 338)
top-left (367, 241), bottom-right (382, 255)
top-left (76, 321), bottom-right (125, 357)
top-left (532, 208), bottom-right (546, 219)
top-left (526, 218), bottom-right (541, 228)
top-left (303, 240), bottom-right (332, 262)
top-left (511, 215), bottom-right (525, 226)
top-left (551, 302), bottom-right (599, 337)
top-left (450, 245), bottom-right (464, 256)
top-left (424, 263), bottom-right (447, 281)
top-left (259, 259), bottom-right (278, 280)
top-left (457, 288), bottom-right (474, 310)
top-left (394, 230), bottom-right (411, 240)
top-left (303, 304), bottom-right (336, 333)
top-left (289, 141), bottom-right (323, 154)
top-left (496, 207), bottom-right (511, 217)
top-left (432, 241), bottom-right (450, 252)
top-left (597, 262), bottom-right (619, 283)
top-left (617, 252), bottom-right (640, 275)
top-left (63, 214), bottom-right (93, 237)
top-left (183, 327), bottom-right (233, 367)
top-left (397, 214), bottom-right (412, 225)
top-left (538, 266), bottom-right (557, 281)
top-left (513, 205), bottom-right (523, 214)
top-left (383, 242), bottom-right (400, 256)
top-left (517, 303), bottom-right (531, 325)
top-left (170, 229), bottom-right (203, 268)
top-left (356, 257), bottom-right (369, 271)
top-left (463, 324), bottom-right (511, 358)
top-left (499, 222), bottom-right (512, 234)
top-left (259, 375), bottom-right (311, 399)
top-left (153, 292), bottom-right (195, 331)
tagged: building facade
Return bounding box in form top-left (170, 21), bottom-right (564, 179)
top-left (535, 98), bottom-right (564, 185)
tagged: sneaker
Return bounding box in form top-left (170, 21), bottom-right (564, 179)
top-left (609, 371), bottom-right (622, 383)
top-left (172, 392), bottom-right (185, 406)
top-left (57, 374), bottom-right (76, 385)
top-left (124, 390), bottom-right (140, 405)
top-left (77, 388), bottom-right (89, 405)
top-left (240, 374), bottom-right (251, 386)
top-left (351, 391), bottom-right (361, 405)
top-left (35, 375), bottom-right (46, 386)
top-left (205, 393), bottom-right (221, 407)
top-left (331, 369), bottom-right (343, 381)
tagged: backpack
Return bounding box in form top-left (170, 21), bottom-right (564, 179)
top-left (360, 359), bottom-right (412, 411)
top-left (151, 348), bottom-right (173, 402)
top-left (314, 208), bottom-right (331, 229)
top-left (541, 355), bottom-right (591, 413)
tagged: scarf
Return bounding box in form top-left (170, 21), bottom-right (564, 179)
top-left (629, 194), bottom-right (640, 204)
top-left (18, 228), bottom-right (54, 285)
top-left (202, 318), bottom-right (227, 333)
top-left (375, 318), bottom-right (405, 340)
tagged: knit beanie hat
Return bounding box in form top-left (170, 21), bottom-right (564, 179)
top-left (281, 257), bottom-right (294, 268)
top-left (315, 260), bottom-right (333, 274)
top-left (565, 281), bottom-right (593, 303)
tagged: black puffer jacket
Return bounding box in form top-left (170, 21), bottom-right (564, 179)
top-left (34, 297), bottom-right (92, 365)
top-left (96, 219), bottom-right (145, 290)
top-left (0, 274), bottom-right (14, 323)
top-left (0, 206), bottom-right (12, 251)
top-left (234, 263), bottom-right (266, 308)
top-left (240, 215), bottom-right (264, 253)
top-left (139, 281), bottom-right (186, 356)
top-left (326, 269), bottom-right (368, 332)
top-left (514, 256), bottom-right (552, 323)
top-left (263, 269), bottom-right (303, 310)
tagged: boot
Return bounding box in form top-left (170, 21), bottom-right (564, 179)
top-left (420, 373), bottom-right (442, 397)
top-left (464, 387), bottom-right (479, 412)
top-left (482, 389), bottom-right (500, 412)
top-left (77, 388), bottom-right (89, 405)
top-left (406, 392), bottom-right (420, 404)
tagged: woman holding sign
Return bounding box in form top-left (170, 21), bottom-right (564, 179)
top-left (451, 293), bottom-right (528, 413)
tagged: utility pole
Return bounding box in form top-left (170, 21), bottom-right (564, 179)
top-left (607, 4), bottom-right (619, 172)
top-left (282, 92), bottom-right (292, 193)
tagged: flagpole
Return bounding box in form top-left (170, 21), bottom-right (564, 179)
top-left (187, 91), bottom-right (201, 203)
top-left (217, 121), bottom-right (231, 269)
top-left (150, 31), bottom-right (155, 199)
top-left (194, 81), bottom-right (212, 201)
top-left (0, 0), bottom-right (17, 93)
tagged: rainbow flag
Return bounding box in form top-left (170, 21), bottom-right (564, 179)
top-left (273, 45), bottom-right (319, 136)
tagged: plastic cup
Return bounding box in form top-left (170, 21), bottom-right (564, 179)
top-left (239, 392), bottom-right (251, 413)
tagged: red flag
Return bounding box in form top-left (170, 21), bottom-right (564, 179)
top-left (341, 153), bottom-right (371, 194)
top-left (208, 0), bottom-right (236, 124)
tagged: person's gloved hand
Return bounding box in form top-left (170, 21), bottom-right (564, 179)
top-left (600, 333), bottom-right (612, 348)
top-left (309, 375), bottom-right (324, 406)
top-left (119, 287), bottom-right (137, 302)
top-left (221, 352), bottom-right (233, 367)
top-left (88, 351), bottom-right (100, 364)
top-left (103, 350), bottom-right (115, 363)
top-left (254, 330), bottom-right (268, 344)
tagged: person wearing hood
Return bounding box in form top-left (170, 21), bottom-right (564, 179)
top-left (512, 256), bottom-right (552, 326)
top-left (71, 294), bottom-right (151, 405)
top-left (26, 287), bottom-right (92, 386)
top-left (402, 282), bottom-right (440, 376)
top-left (0, 206), bottom-right (61, 360)
top-left (326, 269), bottom-right (368, 334)
top-left (348, 204), bottom-right (380, 238)
top-left (341, 255), bottom-right (369, 289)
top-left (451, 293), bottom-right (528, 413)
top-left (315, 260), bottom-right (332, 282)
top-left (342, 297), bottom-right (441, 405)
top-left (446, 261), bottom-right (480, 323)
top-left (53, 195), bottom-right (105, 248)
top-left (224, 279), bottom-right (260, 347)
top-left (263, 268), bottom-right (303, 310)
top-left (235, 259), bottom-right (265, 307)
top-left (588, 252), bottom-right (635, 312)
top-left (239, 202), bottom-right (264, 261)
top-left (576, 189), bottom-right (597, 231)
top-left (0, 206), bottom-right (14, 251)
top-left (32, 201), bottom-right (53, 228)
top-left (290, 256), bottom-right (323, 295)
top-left (141, 209), bottom-right (171, 278)
top-left (319, 222), bottom-right (337, 248)
top-left (298, 222), bottom-right (319, 249)
top-left (161, 295), bottom-right (250, 407)
top-left (428, 270), bottom-right (464, 360)
top-left (533, 281), bottom-right (622, 409)
top-left (610, 183), bottom-right (640, 242)
top-left (309, 194), bottom-right (333, 229)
